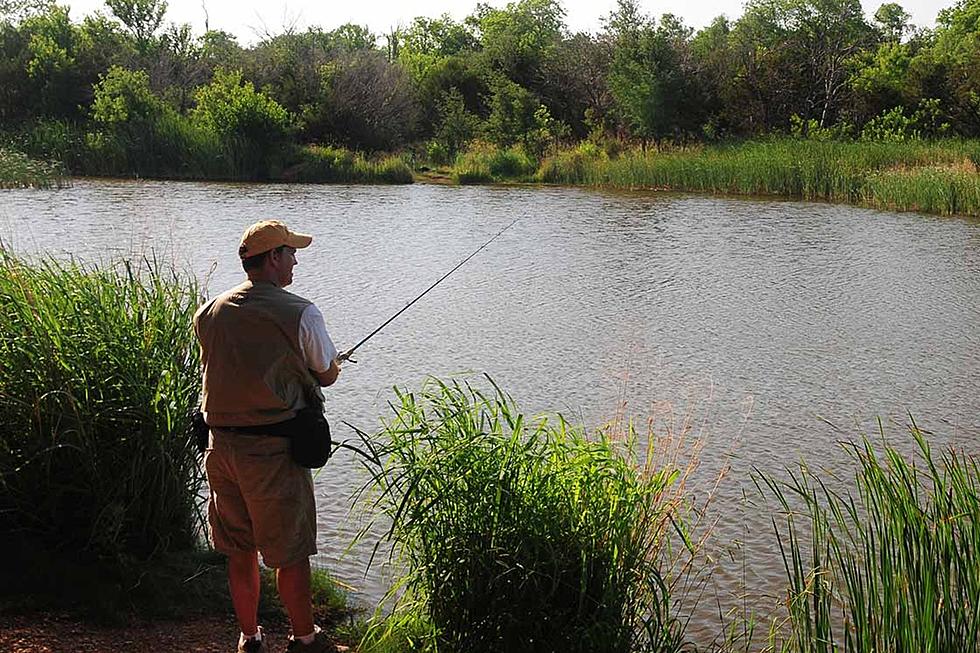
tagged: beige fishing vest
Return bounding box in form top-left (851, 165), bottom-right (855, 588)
top-left (194, 279), bottom-right (322, 427)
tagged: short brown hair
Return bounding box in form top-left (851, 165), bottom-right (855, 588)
top-left (241, 245), bottom-right (285, 272)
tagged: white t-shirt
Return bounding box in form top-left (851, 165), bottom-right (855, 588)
top-left (298, 304), bottom-right (338, 373)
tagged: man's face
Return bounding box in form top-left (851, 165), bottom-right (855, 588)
top-left (273, 246), bottom-right (298, 287)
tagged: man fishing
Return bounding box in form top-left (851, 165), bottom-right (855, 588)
top-left (194, 220), bottom-right (343, 653)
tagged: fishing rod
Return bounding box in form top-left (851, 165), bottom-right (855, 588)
top-left (339, 218), bottom-right (521, 363)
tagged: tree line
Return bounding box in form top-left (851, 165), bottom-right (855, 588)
top-left (1, 0), bottom-right (978, 165)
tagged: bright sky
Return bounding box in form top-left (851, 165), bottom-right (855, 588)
top-left (62, 0), bottom-right (958, 45)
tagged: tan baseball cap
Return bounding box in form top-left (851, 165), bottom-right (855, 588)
top-left (238, 220), bottom-right (313, 259)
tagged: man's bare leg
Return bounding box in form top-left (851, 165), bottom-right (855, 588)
top-left (277, 558), bottom-right (314, 637)
top-left (228, 550), bottom-right (261, 637)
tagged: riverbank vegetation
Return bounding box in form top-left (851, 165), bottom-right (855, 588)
top-left (761, 426), bottom-right (980, 652)
top-left (352, 379), bottom-right (703, 653)
top-left (351, 380), bottom-right (980, 652)
top-left (4, 250), bottom-right (980, 650)
top-left (0, 249), bottom-right (204, 606)
top-left (0, 147), bottom-right (69, 188)
top-left (533, 139), bottom-right (980, 216)
top-left (0, 249), bottom-right (355, 629)
top-left (3, 0), bottom-right (980, 207)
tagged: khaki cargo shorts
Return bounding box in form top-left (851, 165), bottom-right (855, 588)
top-left (205, 430), bottom-right (317, 568)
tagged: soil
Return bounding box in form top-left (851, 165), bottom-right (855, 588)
top-left (0, 612), bottom-right (351, 653)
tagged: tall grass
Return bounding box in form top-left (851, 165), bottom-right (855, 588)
top-left (535, 139), bottom-right (980, 217)
top-left (0, 147), bottom-right (70, 189)
top-left (287, 145), bottom-right (413, 184)
top-left (354, 377), bottom-right (696, 653)
top-left (452, 142), bottom-right (537, 184)
top-left (760, 423), bottom-right (980, 653)
top-left (0, 249), bottom-right (204, 567)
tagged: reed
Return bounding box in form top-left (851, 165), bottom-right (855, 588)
top-left (760, 423), bottom-right (980, 653)
top-left (534, 139), bottom-right (980, 217)
top-left (0, 249), bottom-right (204, 566)
top-left (0, 147), bottom-right (70, 189)
top-left (354, 377), bottom-right (696, 653)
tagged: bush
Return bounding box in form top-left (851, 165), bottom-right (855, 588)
top-left (356, 378), bottom-right (691, 653)
top-left (192, 68), bottom-right (294, 179)
top-left (0, 250), bottom-right (204, 566)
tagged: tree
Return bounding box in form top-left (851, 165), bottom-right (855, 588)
top-left (105, 0), bottom-right (166, 54)
top-left (484, 75), bottom-right (539, 148)
top-left (474, 0), bottom-right (564, 88)
top-left (731, 0), bottom-right (873, 129)
top-left (192, 68), bottom-right (294, 176)
top-left (0, 0), bottom-right (51, 25)
top-left (538, 32), bottom-right (613, 138)
top-left (310, 51), bottom-right (419, 150)
top-left (432, 87), bottom-right (480, 161)
top-left (606, 1), bottom-right (692, 144)
top-left (874, 3), bottom-right (912, 43)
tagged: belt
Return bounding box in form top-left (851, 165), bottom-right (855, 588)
top-left (215, 421), bottom-right (292, 437)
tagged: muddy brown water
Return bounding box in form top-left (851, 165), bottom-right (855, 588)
top-left (4, 179), bottom-right (980, 639)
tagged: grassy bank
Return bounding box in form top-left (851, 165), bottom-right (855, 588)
top-left (0, 148), bottom-right (70, 189)
top-left (0, 249), bottom-right (358, 633)
top-left (349, 378), bottom-right (980, 652)
top-left (453, 139), bottom-right (980, 217)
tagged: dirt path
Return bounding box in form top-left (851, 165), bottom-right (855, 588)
top-left (0, 612), bottom-right (349, 652)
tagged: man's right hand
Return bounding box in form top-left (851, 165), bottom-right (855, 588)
top-left (314, 358), bottom-right (341, 386)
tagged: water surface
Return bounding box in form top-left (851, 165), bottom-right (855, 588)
top-left (4, 179), bottom-right (979, 631)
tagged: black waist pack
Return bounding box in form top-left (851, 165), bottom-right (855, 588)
top-left (283, 404), bottom-right (332, 468)
top-left (193, 401), bottom-right (332, 469)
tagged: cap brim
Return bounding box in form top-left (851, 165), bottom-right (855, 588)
top-left (285, 232), bottom-right (313, 249)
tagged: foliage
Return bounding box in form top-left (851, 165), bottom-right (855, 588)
top-left (430, 88), bottom-right (480, 163)
top-left (761, 425), bottom-right (980, 652)
top-left (309, 51), bottom-right (419, 151)
top-left (0, 249), bottom-right (203, 566)
top-left (105, 0), bottom-right (166, 53)
top-left (192, 68), bottom-right (291, 141)
top-left (355, 378), bottom-right (692, 653)
top-left (483, 75), bottom-right (541, 149)
top-left (861, 99), bottom-right (950, 141)
top-left (1, 0), bottom-right (980, 181)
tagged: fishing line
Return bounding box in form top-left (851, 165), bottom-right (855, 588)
top-left (340, 217), bottom-right (521, 362)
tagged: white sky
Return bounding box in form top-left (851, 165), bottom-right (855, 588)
top-left (62, 0), bottom-right (958, 46)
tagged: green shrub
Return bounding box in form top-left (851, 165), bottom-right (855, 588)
top-left (191, 68), bottom-right (294, 179)
top-left (0, 249), bottom-right (204, 565)
top-left (356, 378), bottom-right (691, 653)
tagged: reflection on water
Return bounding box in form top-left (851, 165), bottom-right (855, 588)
top-left (3, 179), bottom-right (980, 634)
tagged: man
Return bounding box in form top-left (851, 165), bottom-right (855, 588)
top-left (194, 220), bottom-right (343, 653)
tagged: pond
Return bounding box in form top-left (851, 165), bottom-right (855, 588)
top-left (4, 179), bottom-right (980, 634)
